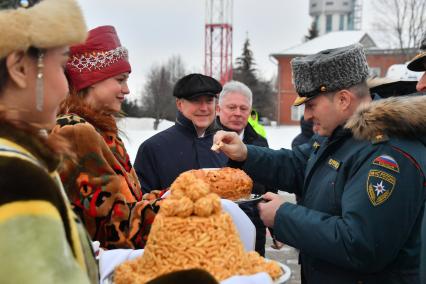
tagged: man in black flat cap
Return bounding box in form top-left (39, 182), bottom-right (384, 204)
top-left (134, 73), bottom-right (227, 192)
top-left (213, 44), bottom-right (426, 284)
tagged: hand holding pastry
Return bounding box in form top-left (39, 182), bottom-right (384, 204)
top-left (210, 141), bottom-right (224, 152)
top-left (212, 130), bottom-right (248, 162)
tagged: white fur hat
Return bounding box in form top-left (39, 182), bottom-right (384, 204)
top-left (0, 0), bottom-right (87, 59)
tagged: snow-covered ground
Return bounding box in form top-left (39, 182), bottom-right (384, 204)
top-left (117, 117), bottom-right (301, 163)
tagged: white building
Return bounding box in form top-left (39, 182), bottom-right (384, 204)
top-left (309, 0), bottom-right (362, 35)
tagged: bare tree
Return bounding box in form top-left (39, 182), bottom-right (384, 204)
top-left (372, 0), bottom-right (426, 58)
top-left (141, 56), bottom-right (186, 129)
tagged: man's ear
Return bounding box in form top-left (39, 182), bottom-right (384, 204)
top-left (5, 51), bottom-right (31, 89)
top-left (215, 103), bottom-right (221, 114)
top-left (176, 98), bottom-right (182, 111)
top-left (335, 89), bottom-right (352, 111)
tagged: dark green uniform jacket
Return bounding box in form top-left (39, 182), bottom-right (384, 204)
top-left (241, 96), bottom-right (426, 284)
top-left (422, 209), bottom-right (426, 284)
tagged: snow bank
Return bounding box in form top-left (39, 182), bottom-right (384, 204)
top-left (118, 117), bottom-right (301, 163)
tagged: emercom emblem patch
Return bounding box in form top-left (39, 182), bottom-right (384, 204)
top-left (367, 169), bottom-right (396, 206)
top-left (372, 155), bottom-right (399, 173)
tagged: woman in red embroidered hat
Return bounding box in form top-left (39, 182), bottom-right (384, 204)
top-left (0, 0), bottom-right (99, 283)
top-left (51, 25), bottom-right (158, 250)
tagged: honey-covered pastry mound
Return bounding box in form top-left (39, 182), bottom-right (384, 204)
top-left (114, 171), bottom-right (281, 284)
top-left (171, 167), bottom-right (253, 201)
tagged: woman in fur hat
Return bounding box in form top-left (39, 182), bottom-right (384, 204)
top-left (0, 0), bottom-right (98, 283)
top-left (52, 25), bottom-right (159, 250)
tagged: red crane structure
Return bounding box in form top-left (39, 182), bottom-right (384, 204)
top-left (204, 0), bottom-right (233, 85)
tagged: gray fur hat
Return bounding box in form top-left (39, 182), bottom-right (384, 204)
top-left (291, 43), bottom-right (369, 106)
top-left (407, 32), bottom-right (426, 72)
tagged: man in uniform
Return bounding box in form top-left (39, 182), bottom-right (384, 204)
top-left (213, 44), bottom-right (426, 283)
top-left (407, 33), bottom-right (426, 284)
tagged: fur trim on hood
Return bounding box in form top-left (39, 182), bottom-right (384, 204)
top-left (345, 95), bottom-right (426, 141)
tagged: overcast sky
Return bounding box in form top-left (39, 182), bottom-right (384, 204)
top-left (76, 1), bottom-right (376, 101)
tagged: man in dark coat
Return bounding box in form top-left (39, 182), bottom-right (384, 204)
top-left (134, 74), bottom-right (227, 192)
top-left (291, 115), bottom-right (314, 150)
top-left (216, 80), bottom-right (276, 256)
top-left (407, 32), bottom-right (426, 284)
top-left (213, 44), bottom-right (426, 284)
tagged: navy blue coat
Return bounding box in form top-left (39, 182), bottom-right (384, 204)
top-left (134, 112), bottom-right (227, 192)
top-left (242, 125), bottom-right (426, 284)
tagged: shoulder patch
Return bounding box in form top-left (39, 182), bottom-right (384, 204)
top-left (367, 169), bottom-right (396, 206)
top-left (372, 155), bottom-right (400, 173)
top-left (56, 114), bottom-right (87, 128)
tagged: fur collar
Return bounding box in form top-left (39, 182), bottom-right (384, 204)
top-left (345, 95), bottom-right (426, 141)
top-left (59, 95), bottom-right (118, 134)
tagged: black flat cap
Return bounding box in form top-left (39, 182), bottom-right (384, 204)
top-left (173, 73), bottom-right (222, 99)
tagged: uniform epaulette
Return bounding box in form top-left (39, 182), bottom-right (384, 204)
top-left (371, 133), bottom-right (389, 145)
top-left (56, 114), bottom-right (87, 128)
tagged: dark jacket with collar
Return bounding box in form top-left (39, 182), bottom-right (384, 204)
top-left (134, 111), bottom-right (227, 192)
top-left (292, 116), bottom-right (314, 150)
top-left (240, 96), bottom-right (426, 284)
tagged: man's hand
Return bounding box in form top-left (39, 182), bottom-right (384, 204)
top-left (258, 192), bottom-right (285, 228)
top-left (212, 130), bottom-right (248, 162)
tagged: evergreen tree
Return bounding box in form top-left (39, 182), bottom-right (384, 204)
top-left (305, 21), bottom-right (319, 41)
top-left (233, 38), bottom-right (276, 120)
top-left (121, 98), bottom-right (142, 117)
top-left (234, 38), bottom-right (257, 78)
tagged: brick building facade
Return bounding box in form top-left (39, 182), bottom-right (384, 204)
top-left (271, 31), bottom-right (417, 125)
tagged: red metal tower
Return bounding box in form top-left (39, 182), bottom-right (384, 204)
top-left (205, 0), bottom-right (233, 85)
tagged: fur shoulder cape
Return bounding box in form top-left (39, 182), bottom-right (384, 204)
top-left (345, 95), bottom-right (426, 142)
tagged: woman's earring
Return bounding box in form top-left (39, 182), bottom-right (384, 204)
top-left (36, 51), bottom-right (44, 112)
